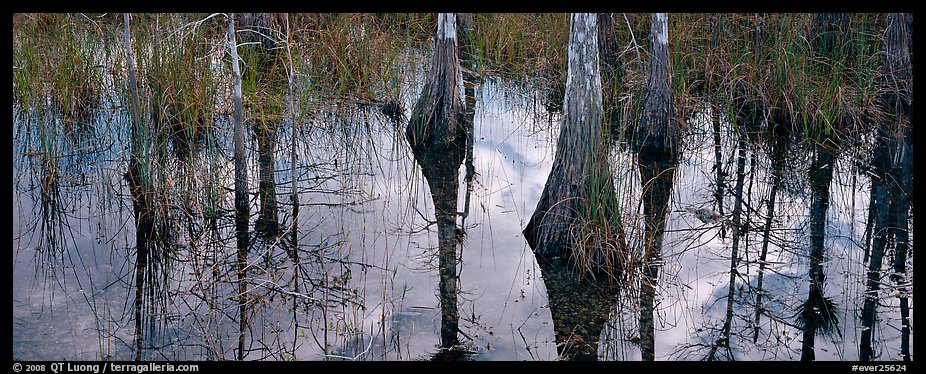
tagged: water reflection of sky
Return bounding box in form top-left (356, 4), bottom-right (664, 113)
top-left (12, 78), bottom-right (912, 361)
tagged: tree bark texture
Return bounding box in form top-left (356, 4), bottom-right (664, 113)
top-left (522, 13), bottom-right (624, 361)
top-left (227, 13), bottom-right (250, 361)
top-left (637, 12), bottom-right (680, 362)
top-left (636, 13), bottom-right (679, 160)
top-left (523, 13), bottom-right (623, 278)
top-left (406, 13), bottom-right (466, 350)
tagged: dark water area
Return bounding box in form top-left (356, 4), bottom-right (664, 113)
top-left (12, 74), bottom-right (913, 361)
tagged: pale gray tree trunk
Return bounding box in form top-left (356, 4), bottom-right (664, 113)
top-left (406, 13), bottom-right (466, 350)
top-left (637, 12), bottom-right (680, 362)
top-left (123, 13), bottom-right (151, 362)
top-left (523, 13), bottom-right (623, 361)
top-left (523, 13), bottom-right (622, 271)
top-left (227, 13), bottom-right (250, 361)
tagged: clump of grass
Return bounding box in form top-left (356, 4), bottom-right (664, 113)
top-left (567, 211), bottom-right (630, 284)
top-left (134, 14), bottom-right (223, 160)
top-left (13, 14), bottom-right (107, 129)
top-left (471, 13), bottom-right (570, 86)
top-left (682, 14), bottom-right (885, 143)
top-left (291, 13), bottom-right (419, 103)
top-left (794, 294), bottom-right (841, 338)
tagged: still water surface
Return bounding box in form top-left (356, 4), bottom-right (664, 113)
top-left (12, 78), bottom-right (910, 361)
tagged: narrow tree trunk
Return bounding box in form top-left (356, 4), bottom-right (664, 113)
top-left (753, 130), bottom-right (787, 343)
top-left (889, 123), bottom-right (912, 363)
top-left (284, 15), bottom-right (299, 272)
top-left (123, 13), bottom-right (151, 362)
top-left (598, 13), bottom-right (623, 130)
top-left (597, 13), bottom-right (620, 72)
top-left (239, 14), bottom-right (281, 239)
top-left (227, 13), bottom-right (249, 361)
top-left (637, 12), bottom-right (679, 362)
top-left (860, 137), bottom-right (891, 362)
top-left (458, 13), bottom-right (478, 231)
top-left (860, 12), bottom-right (912, 362)
top-left (881, 12), bottom-right (912, 362)
top-left (709, 136), bottom-right (747, 361)
top-left (800, 143), bottom-right (836, 361)
top-left (283, 14), bottom-right (300, 357)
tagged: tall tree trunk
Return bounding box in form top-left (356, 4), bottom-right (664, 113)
top-left (284, 15), bottom-right (299, 270)
top-left (708, 135), bottom-right (747, 361)
top-left (800, 142), bottom-right (837, 361)
top-left (598, 13), bottom-right (623, 130)
top-left (881, 12), bottom-right (912, 362)
top-left (752, 128), bottom-right (787, 343)
top-left (227, 13), bottom-right (250, 361)
top-left (860, 12), bottom-right (912, 362)
top-left (635, 14), bottom-right (679, 159)
top-left (123, 13), bottom-right (151, 362)
top-left (637, 12), bottom-right (679, 362)
top-left (860, 136), bottom-right (892, 361)
top-left (406, 13), bottom-right (466, 351)
top-left (239, 13), bottom-right (281, 239)
top-left (283, 14), bottom-right (300, 357)
top-left (524, 13), bottom-right (623, 276)
top-left (888, 112), bottom-right (912, 364)
top-left (523, 13), bottom-right (623, 361)
top-left (457, 13), bottom-right (478, 231)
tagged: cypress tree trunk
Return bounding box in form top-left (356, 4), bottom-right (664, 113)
top-left (123, 13), bottom-right (151, 362)
top-left (861, 12), bottom-right (913, 362)
top-left (884, 13), bottom-right (912, 363)
top-left (523, 13), bottom-right (623, 361)
top-left (792, 13), bottom-right (847, 361)
top-left (284, 15), bottom-right (299, 268)
top-left (239, 13), bottom-right (281, 239)
top-left (637, 12), bottom-right (679, 362)
top-left (598, 13), bottom-right (623, 130)
top-left (459, 21), bottom-right (478, 231)
top-left (283, 14), bottom-right (300, 356)
top-left (523, 13), bottom-right (623, 275)
top-left (406, 13), bottom-right (466, 350)
top-left (227, 13), bottom-right (250, 361)
top-left (635, 14), bottom-right (679, 159)
top-left (860, 136), bottom-right (892, 361)
top-left (800, 143), bottom-right (836, 361)
top-left (752, 129), bottom-right (787, 343)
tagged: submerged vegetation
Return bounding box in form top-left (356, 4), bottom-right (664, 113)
top-left (12, 12), bottom-right (912, 362)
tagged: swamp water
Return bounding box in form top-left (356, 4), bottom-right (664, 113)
top-left (12, 77), bottom-right (912, 361)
